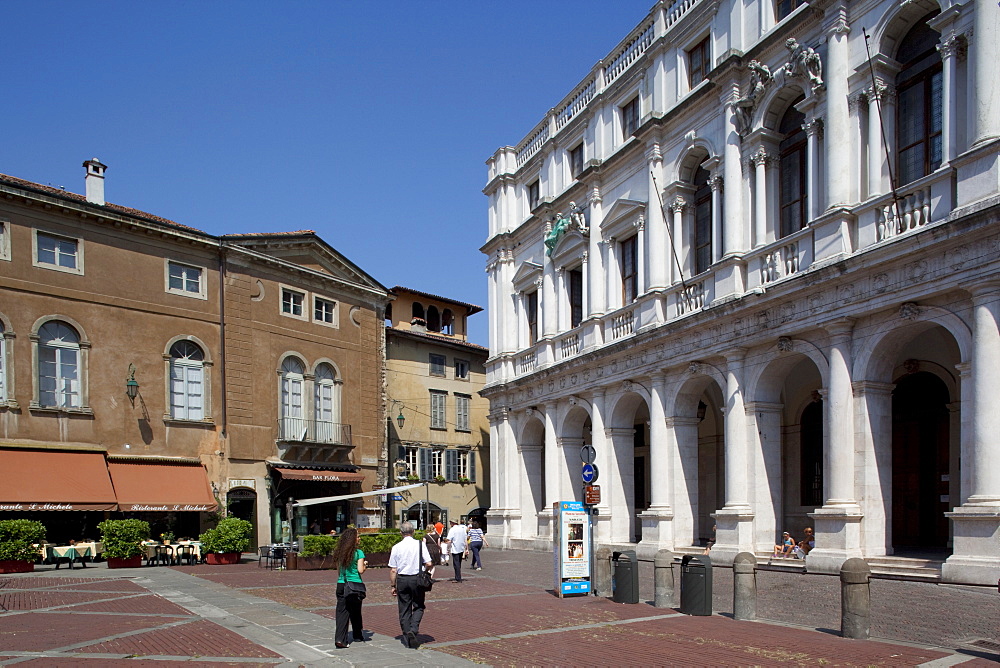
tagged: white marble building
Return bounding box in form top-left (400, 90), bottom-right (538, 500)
top-left (481, 0), bottom-right (1000, 584)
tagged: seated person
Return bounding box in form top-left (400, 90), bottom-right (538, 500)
top-left (799, 527), bottom-right (815, 555)
top-left (772, 532), bottom-right (795, 558)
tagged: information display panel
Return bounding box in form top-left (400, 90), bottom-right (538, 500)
top-left (553, 501), bottom-right (591, 597)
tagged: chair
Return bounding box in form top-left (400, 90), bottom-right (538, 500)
top-left (258, 545), bottom-right (272, 568)
top-left (151, 545), bottom-right (173, 566)
top-left (269, 546), bottom-right (287, 570)
top-left (175, 544), bottom-right (197, 566)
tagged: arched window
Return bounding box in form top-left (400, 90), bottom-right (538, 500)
top-left (38, 321), bottom-right (81, 408)
top-left (693, 166), bottom-right (712, 275)
top-left (427, 305), bottom-right (441, 332)
top-left (779, 97), bottom-right (807, 237)
top-left (441, 309), bottom-right (454, 335)
top-left (280, 357), bottom-right (306, 440)
top-left (896, 12), bottom-right (942, 186)
top-left (169, 340), bottom-right (205, 420)
top-left (411, 302), bottom-right (425, 322)
top-left (314, 363), bottom-right (342, 443)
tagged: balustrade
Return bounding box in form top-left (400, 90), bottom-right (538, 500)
top-left (611, 309), bottom-right (635, 340)
top-left (677, 281), bottom-right (705, 315)
top-left (518, 351), bottom-right (538, 374)
top-left (877, 186), bottom-right (931, 241)
top-left (558, 333), bottom-right (580, 359)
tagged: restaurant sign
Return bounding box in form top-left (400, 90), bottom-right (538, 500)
top-left (0, 502), bottom-right (116, 511)
top-left (122, 504), bottom-right (216, 512)
top-left (229, 479), bottom-right (256, 489)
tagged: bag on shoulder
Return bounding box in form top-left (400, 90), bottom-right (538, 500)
top-left (417, 565), bottom-right (433, 592)
top-left (345, 580), bottom-right (367, 600)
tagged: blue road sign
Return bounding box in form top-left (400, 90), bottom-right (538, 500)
top-left (581, 462), bottom-right (598, 484)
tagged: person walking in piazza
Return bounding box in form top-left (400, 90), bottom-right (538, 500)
top-left (388, 521), bottom-right (433, 649)
top-left (332, 527), bottom-right (367, 648)
top-left (446, 519), bottom-right (468, 582)
top-left (423, 522), bottom-right (444, 580)
top-left (467, 519), bottom-right (489, 570)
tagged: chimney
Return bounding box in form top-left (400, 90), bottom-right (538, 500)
top-left (82, 158), bottom-right (107, 205)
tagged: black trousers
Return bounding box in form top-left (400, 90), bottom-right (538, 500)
top-left (395, 574), bottom-right (426, 636)
top-left (335, 582), bottom-right (364, 644)
top-left (451, 551), bottom-right (464, 581)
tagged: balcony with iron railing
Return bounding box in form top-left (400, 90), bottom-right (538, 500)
top-left (277, 417), bottom-right (353, 463)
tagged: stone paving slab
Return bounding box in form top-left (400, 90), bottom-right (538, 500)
top-left (64, 593), bottom-right (194, 616)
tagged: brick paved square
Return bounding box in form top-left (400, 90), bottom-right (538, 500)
top-left (0, 612), bottom-right (181, 652)
top-left (76, 619), bottom-right (281, 658)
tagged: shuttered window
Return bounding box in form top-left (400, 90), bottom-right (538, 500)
top-left (430, 391), bottom-right (447, 429)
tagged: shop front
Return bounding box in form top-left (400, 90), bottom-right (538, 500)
top-left (267, 465), bottom-right (365, 541)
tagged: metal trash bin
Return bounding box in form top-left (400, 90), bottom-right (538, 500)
top-left (611, 550), bottom-right (639, 604)
top-left (680, 554), bottom-right (712, 615)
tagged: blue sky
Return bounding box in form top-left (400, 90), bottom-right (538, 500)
top-left (4, 1), bottom-right (653, 345)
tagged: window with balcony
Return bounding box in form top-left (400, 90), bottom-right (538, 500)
top-left (528, 180), bottom-right (540, 210)
top-left (429, 353), bottom-right (446, 377)
top-left (569, 143), bottom-right (585, 178)
top-left (621, 96), bottom-right (640, 138)
top-left (37, 321), bottom-right (82, 408)
top-left (693, 167), bottom-right (712, 275)
top-left (687, 37), bottom-right (710, 88)
top-left (34, 231), bottom-right (82, 274)
top-left (779, 97), bottom-right (807, 238)
top-left (568, 267), bottom-right (584, 328)
top-left (896, 13), bottom-right (942, 187)
top-left (621, 235), bottom-right (639, 303)
top-left (314, 363), bottom-right (341, 443)
top-left (455, 394), bottom-right (470, 432)
top-left (430, 390), bottom-right (447, 430)
top-left (166, 261), bottom-right (205, 298)
top-left (280, 356), bottom-right (306, 440)
top-left (169, 340), bottom-right (205, 420)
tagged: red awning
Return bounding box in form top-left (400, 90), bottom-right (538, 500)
top-left (0, 449), bottom-right (118, 511)
top-left (274, 467), bottom-right (364, 482)
top-left (108, 461), bottom-right (218, 512)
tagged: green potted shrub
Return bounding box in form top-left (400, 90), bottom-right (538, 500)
top-left (295, 534), bottom-right (337, 570)
top-left (358, 528), bottom-right (404, 568)
top-left (199, 517), bottom-right (253, 565)
top-left (98, 519), bottom-right (150, 569)
top-left (0, 519), bottom-right (46, 573)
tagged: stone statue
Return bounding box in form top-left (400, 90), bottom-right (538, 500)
top-left (733, 60), bottom-right (772, 136)
top-left (544, 212), bottom-right (573, 256)
top-left (776, 38), bottom-right (823, 91)
top-left (569, 201), bottom-right (588, 234)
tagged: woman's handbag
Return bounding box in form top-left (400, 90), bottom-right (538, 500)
top-left (345, 580), bottom-right (367, 600)
top-left (417, 563), bottom-right (433, 592)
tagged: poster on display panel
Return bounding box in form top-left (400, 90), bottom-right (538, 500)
top-left (553, 501), bottom-right (591, 597)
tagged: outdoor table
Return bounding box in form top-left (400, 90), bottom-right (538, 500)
top-left (74, 542), bottom-right (103, 560)
top-left (50, 545), bottom-right (92, 569)
top-left (175, 541), bottom-right (202, 560)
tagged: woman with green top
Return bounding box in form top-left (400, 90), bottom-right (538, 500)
top-left (333, 527), bottom-right (367, 648)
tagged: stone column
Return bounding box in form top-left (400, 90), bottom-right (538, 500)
top-left (590, 388), bottom-right (612, 541)
top-left (808, 319), bottom-right (864, 575)
top-left (555, 267), bottom-right (567, 332)
top-left (710, 174), bottom-right (725, 262)
top-left (746, 401), bottom-right (783, 554)
top-left (804, 118), bottom-right (822, 221)
top-left (971, 0), bottom-right (1000, 146)
top-left (581, 252), bottom-right (590, 322)
top-left (636, 218), bottom-right (647, 296)
top-left (543, 402), bottom-right (560, 537)
top-left (606, 426), bottom-right (636, 543)
top-left (542, 248), bottom-right (557, 338)
top-left (670, 197), bottom-right (686, 285)
top-left (825, 10), bottom-right (851, 209)
top-left (723, 101), bottom-right (745, 255)
top-left (937, 35), bottom-right (960, 165)
top-left (854, 381), bottom-right (895, 557)
top-left (712, 349), bottom-right (755, 564)
top-left (641, 372), bottom-right (674, 546)
top-left (605, 236), bottom-right (619, 311)
top-left (499, 407), bottom-right (521, 538)
top-left (752, 148), bottom-right (770, 247)
top-left (669, 415), bottom-right (701, 549)
top-left (866, 85), bottom-right (887, 197)
top-left (647, 143), bottom-right (669, 289)
top-left (588, 185), bottom-right (607, 319)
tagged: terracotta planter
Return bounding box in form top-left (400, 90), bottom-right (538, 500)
top-left (0, 560), bottom-right (34, 574)
top-left (107, 556), bottom-right (143, 569)
top-left (205, 552), bottom-right (240, 565)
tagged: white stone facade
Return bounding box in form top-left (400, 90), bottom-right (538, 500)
top-left (481, 0), bottom-right (1000, 584)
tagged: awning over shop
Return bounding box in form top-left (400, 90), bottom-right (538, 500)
top-left (274, 467), bottom-right (365, 482)
top-left (107, 461), bottom-right (218, 512)
top-left (294, 482), bottom-right (424, 507)
top-left (0, 449), bottom-right (118, 511)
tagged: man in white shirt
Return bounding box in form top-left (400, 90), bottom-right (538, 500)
top-left (388, 521), bottom-right (432, 649)
top-left (445, 519), bottom-right (468, 583)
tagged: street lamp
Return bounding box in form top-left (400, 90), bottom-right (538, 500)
top-left (125, 363), bottom-right (139, 403)
top-left (390, 399), bottom-right (406, 429)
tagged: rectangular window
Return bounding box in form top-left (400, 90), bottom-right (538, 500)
top-left (455, 394), bottom-right (470, 432)
top-left (526, 290), bottom-right (538, 345)
top-left (568, 267), bottom-right (584, 328)
top-left (314, 296), bottom-right (338, 325)
top-left (0, 219), bottom-right (9, 261)
top-left (429, 354), bottom-right (446, 377)
top-left (281, 288), bottom-right (305, 317)
top-left (569, 143), bottom-right (585, 178)
top-left (460, 450), bottom-right (475, 482)
top-left (621, 235), bottom-right (639, 303)
top-left (777, 0), bottom-right (803, 20)
top-left (167, 261), bottom-right (204, 297)
top-left (418, 447), bottom-right (432, 481)
top-left (430, 391), bottom-right (446, 429)
top-left (406, 446), bottom-right (419, 478)
top-left (528, 180), bottom-right (540, 210)
top-left (170, 363), bottom-right (204, 420)
top-left (432, 449), bottom-right (444, 478)
top-left (35, 232), bottom-right (81, 273)
top-left (454, 359), bottom-right (469, 380)
top-left (688, 37), bottom-right (711, 88)
top-left (622, 97), bottom-right (640, 138)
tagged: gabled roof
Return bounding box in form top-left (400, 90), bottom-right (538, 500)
top-left (390, 286), bottom-right (483, 315)
top-left (224, 231), bottom-right (389, 295)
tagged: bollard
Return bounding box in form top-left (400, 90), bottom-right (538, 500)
top-left (594, 546), bottom-right (613, 597)
top-left (654, 549), bottom-right (675, 608)
top-left (840, 558), bottom-right (871, 639)
top-left (732, 552), bottom-right (757, 621)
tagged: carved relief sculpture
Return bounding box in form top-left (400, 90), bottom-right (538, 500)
top-left (775, 38), bottom-right (824, 92)
top-left (733, 60), bottom-right (773, 136)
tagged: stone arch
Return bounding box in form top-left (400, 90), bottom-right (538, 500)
top-left (871, 0), bottom-right (941, 59)
top-left (606, 382), bottom-right (651, 429)
top-left (665, 364), bottom-right (725, 416)
top-left (746, 339), bottom-right (829, 404)
top-left (558, 399), bottom-right (592, 438)
top-left (673, 140), bottom-right (719, 184)
top-left (854, 306), bottom-right (971, 382)
top-left (518, 413), bottom-right (546, 532)
top-left (758, 82), bottom-right (810, 133)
